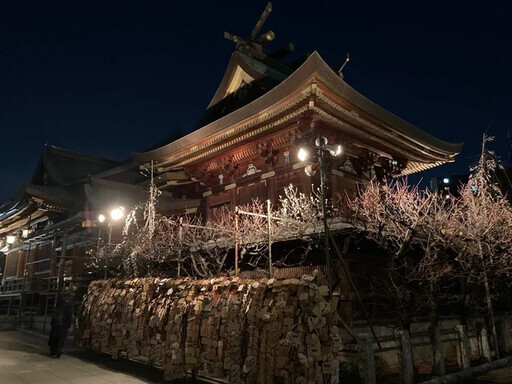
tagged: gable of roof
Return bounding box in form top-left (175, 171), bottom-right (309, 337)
top-left (31, 145), bottom-right (120, 187)
top-left (198, 51), bottom-right (292, 128)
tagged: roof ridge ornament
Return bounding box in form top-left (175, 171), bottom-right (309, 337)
top-left (224, 2), bottom-right (295, 68)
top-left (224, 2), bottom-right (274, 55)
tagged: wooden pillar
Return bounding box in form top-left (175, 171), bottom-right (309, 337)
top-left (496, 319), bottom-right (509, 356)
top-left (358, 333), bottom-right (376, 384)
top-left (7, 295), bottom-right (12, 316)
top-left (57, 228), bottom-right (68, 293)
top-left (396, 329), bottom-right (415, 384)
top-left (337, 237), bottom-right (353, 321)
top-left (455, 325), bottom-right (471, 369)
top-left (203, 193), bottom-right (212, 222)
top-left (429, 325), bottom-right (446, 376)
top-left (479, 327), bottom-right (492, 362)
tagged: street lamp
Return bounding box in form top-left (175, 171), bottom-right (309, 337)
top-left (298, 135), bottom-right (343, 295)
top-left (98, 206), bottom-right (125, 278)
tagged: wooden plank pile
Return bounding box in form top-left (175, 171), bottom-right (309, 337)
top-left (76, 275), bottom-right (342, 383)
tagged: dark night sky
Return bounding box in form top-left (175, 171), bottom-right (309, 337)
top-left (1, 0), bottom-right (511, 202)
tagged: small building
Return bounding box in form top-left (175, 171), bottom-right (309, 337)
top-left (0, 145), bottom-right (192, 329)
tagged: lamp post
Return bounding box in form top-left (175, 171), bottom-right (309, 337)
top-left (298, 135), bottom-right (342, 295)
top-left (98, 207), bottom-right (124, 279)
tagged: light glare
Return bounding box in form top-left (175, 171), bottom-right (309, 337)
top-left (98, 214), bottom-right (106, 223)
top-left (298, 148), bottom-right (309, 161)
top-left (331, 144), bottom-right (342, 157)
top-left (110, 207), bottom-right (124, 221)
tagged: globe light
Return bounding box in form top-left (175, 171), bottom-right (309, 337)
top-left (443, 177), bottom-right (450, 184)
top-left (110, 207), bottom-right (125, 221)
top-left (98, 214), bottom-right (106, 223)
top-left (298, 148), bottom-right (309, 162)
top-left (326, 143), bottom-right (342, 157)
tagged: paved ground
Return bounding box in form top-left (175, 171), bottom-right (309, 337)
top-left (472, 364), bottom-right (512, 383)
top-left (0, 330), bottom-right (166, 384)
top-left (4, 329), bottom-right (512, 384)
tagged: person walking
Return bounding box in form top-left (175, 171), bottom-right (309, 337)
top-left (48, 295), bottom-right (72, 358)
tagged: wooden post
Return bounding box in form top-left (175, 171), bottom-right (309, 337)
top-left (18, 241), bottom-right (32, 325)
top-left (266, 199), bottom-right (272, 278)
top-left (234, 207), bottom-right (239, 277)
top-left (29, 293), bottom-right (34, 330)
top-left (480, 327), bottom-right (492, 362)
top-left (480, 242), bottom-right (499, 359)
top-left (358, 333), bottom-right (376, 384)
top-left (429, 325), bottom-right (446, 376)
top-left (455, 324), bottom-right (471, 369)
top-left (43, 278), bottom-right (51, 333)
top-left (396, 329), bottom-right (415, 384)
top-left (104, 224), bottom-right (111, 279)
top-left (496, 319), bottom-right (508, 356)
top-left (57, 228), bottom-right (68, 292)
top-left (329, 232), bottom-right (382, 350)
top-left (178, 217), bottom-right (183, 277)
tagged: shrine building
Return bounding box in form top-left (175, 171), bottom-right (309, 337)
top-left (0, 3), bottom-right (462, 325)
top-left (133, 27), bottom-right (462, 220)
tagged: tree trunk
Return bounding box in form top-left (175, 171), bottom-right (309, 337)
top-left (460, 275), bottom-right (472, 327)
top-left (429, 281), bottom-right (446, 376)
top-left (479, 241), bottom-right (499, 359)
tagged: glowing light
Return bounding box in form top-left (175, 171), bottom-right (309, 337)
top-left (98, 214), bottom-right (106, 223)
top-left (315, 136), bottom-right (328, 147)
top-left (110, 207), bottom-right (125, 221)
top-left (22, 229), bottom-right (30, 238)
top-left (326, 144), bottom-right (342, 157)
top-left (298, 148), bottom-right (309, 162)
top-left (6, 235), bottom-right (16, 244)
top-left (443, 177), bottom-right (450, 184)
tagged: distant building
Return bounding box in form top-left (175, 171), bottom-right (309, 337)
top-left (430, 174), bottom-right (469, 198)
top-left (0, 145), bottom-right (189, 329)
top-left (430, 166), bottom-right (512, 200)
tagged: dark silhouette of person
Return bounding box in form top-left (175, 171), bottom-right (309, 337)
top-left (48, 295), bottom-right (72, 358)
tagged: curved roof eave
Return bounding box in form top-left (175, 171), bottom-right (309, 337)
top-left (133, 51), bottom-right (462, 164)
top-left (307, 52), bottom-right (464, 155)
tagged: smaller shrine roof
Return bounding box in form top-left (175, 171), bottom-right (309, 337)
top-left (32, 145), bottom-right (119, 187)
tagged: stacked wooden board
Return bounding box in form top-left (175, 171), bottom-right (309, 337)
top-left (76, 276), bottom-right (342, 383)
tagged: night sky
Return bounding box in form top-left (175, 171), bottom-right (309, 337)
top-left (1, 1), bottom-right (511, 202)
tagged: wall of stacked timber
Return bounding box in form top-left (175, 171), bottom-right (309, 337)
top-left (76, 276), bottom-right (342, 384)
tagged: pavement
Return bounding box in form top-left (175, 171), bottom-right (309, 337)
top-left (472, 365), bottom-right (512, 383)
top-left (0, 330), bottom-right (166, 384)
top-left (4, 329), bottom-right (512, 384)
